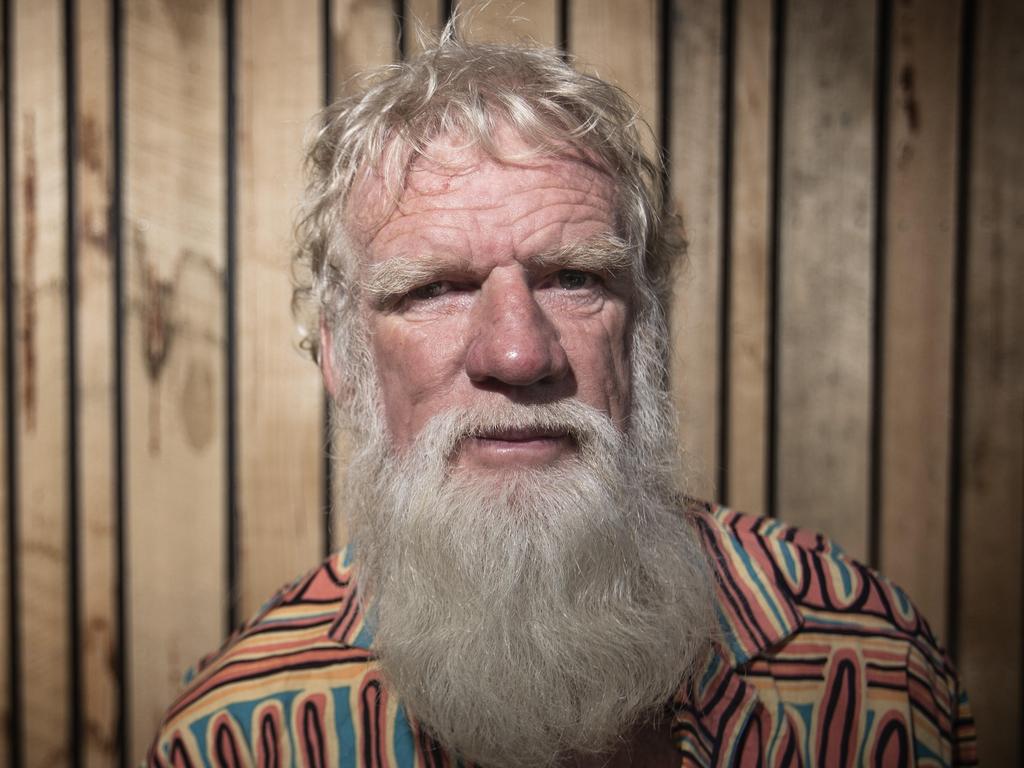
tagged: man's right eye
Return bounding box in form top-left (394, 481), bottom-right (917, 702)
top-left (408, 281), bottom-right (452, 301)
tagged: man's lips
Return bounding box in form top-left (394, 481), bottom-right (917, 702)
top-left (473, 428), bottom-right (568, 442)
top-left (456, 428), bottom-right (576, 468)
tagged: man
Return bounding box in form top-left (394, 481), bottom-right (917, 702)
top-left (148, 31), bottom-right (976, 767)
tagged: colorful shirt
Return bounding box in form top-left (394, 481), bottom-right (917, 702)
top-left (146, 505), bottom-right (978, 766)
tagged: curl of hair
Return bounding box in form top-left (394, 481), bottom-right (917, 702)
top-left (292, 22), bottom-right (686, 383)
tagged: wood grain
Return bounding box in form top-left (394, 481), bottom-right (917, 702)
top-left (568, 0), bottom-right (659, 160)
top-left (668, 0), bottom-right (724, 502)
top-left (12, 0), bottom-right (71, 764)
top-left (406, 0), bottom-right (445, 55)
top-left (74, 1), bottom-right (119, 764)
top-left (0, 4), bottom-right (9, 759)
top-left (957, 0), bottom-right (1024, 762)
top-left (878, 0), bottom-right (961, 637)
top-left (455, 0), bottom-right (558, 46)
top-left (775, 0), bottom-right (876, 560)
top-left (237, 0), bottom-right (324, 618)
top-left (727, 0), bottom-right (773, 516)
top-left (124, 0), bottom-right (227, 757)
top-left (330, 0), bottom-right (397, 97)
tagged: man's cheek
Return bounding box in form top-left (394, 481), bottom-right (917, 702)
top-left (373, 323), bottom-right (464, 437)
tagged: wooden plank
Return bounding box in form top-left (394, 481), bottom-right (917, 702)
top-left (878, 0), bottom-right (961, 636)
top-left (330, 0), bottom-right (397, 96)
top-left (0, 3), bottom-right (9, 760)
top-left (727, 0), bottom-right (773, 516)
top-left (237, 0), bottom-right (324, 618)
top-left (328, 0), bottom-right (397, 552)
top-left (776, 0), bottom-right (876, 560)
top-left (668, 0), bottom-right (724, 502)
top-left (406, 0), bottom-right (445, 55)
top-left (74, 0), bottom-right (119, 765)
top-left (124, 0), bottom-right (226, 757)
top-left (957, 0), bottom-right (1024, 762)
top-left (568, 0), bottom-right (659, 159)
top-left (455, 0), bottom-right (558, 46)
top-left (11, 0), bottom-right (71, 764)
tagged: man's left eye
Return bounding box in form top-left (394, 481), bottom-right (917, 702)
top-left (556, 269), bottom-right (594, 290)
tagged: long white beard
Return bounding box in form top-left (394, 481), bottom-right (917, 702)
top-left (343, 391), bottom-right (718, 767)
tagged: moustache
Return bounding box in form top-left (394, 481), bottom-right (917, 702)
top-left (409, 399), bottom-right (622, 465)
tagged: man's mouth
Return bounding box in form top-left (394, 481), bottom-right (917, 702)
top-left (456, 428), bottom-right (577, 469)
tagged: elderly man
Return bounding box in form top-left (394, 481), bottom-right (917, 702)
top-left (148, 32), bottom-right (975, 768)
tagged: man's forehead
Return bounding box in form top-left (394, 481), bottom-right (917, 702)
top-left (344, 130), bottom-right (615, 247)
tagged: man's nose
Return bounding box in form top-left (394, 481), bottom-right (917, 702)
top-left (464, 277), bottom-right (570, 388)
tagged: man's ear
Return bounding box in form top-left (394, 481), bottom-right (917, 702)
top-left (319, 318), bottom-right (342, 402)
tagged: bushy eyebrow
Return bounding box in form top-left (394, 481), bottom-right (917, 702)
top-left (362, 233), bottom-right (632, 306)
top-left (532, 233), bottom-right (632, 273)
top-left (363, 254), bottom-right (473, 305)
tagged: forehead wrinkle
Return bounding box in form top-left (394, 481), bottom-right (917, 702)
top-left (351, 148), bottom-right (619, 247)
top-left (400, 152), bottom-right (613, 207)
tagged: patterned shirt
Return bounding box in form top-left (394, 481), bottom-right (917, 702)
top-left (147, 505), bottom-right (978, 766)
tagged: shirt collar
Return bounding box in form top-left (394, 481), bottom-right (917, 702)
top-left (326, 547), bottom-right (375, 649)
top-left (697, 503), bottom-right (804, 667)
top-left (331, 504), bottom-right (804, 668)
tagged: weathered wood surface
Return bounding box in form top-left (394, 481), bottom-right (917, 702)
top-left (456, 0), bottom-right (558, 45)
top-left (123, 0), bottom-right (227, 757)
top-left (330, 0), bottom-right (397, 95)
top-left (406, 0), bottom-right (445, 54)
top-left (11, 0), bottom-right (71, 764)
top-left (776, 0), bottom-right (877, 561)
top-left (569, 0), bottom-right (659, 158)
top-left (957, 0), bottom-right (1024, 763)
top-left (878, 0), bottom-right (961, 638)
top-left (237, 0), bottom-right (325, 619)
top-left (74, 0), bottom-right (120, 764)
top-left (669, 0), bottom-right (724, 502)
top-left (727, 0), bottom-right (773, 516)
top-left (0, 3), bottom-right (10, 761)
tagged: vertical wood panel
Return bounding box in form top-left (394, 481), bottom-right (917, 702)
top-left (727, 0), bottom-right (772, 516)
top-left (669, 0), bottom-right (724, 501)
top-left (330, 0), bottom-right (397, 95)
top-left (237, 0), bottom-right (323, 619)
top-left (406, 0), bottom-right (445, 55)
top-left (0, 2), bottom-right (9, 759)
top-left (328, 0), bottom-right (397, 553)
top-left (878, 0), bottom-right (961, 635)
top-left (75, 0), bottom-right (119, 764)
top-left (12, 0), bottom-right (71, 764)
top-left (124, 0), bottom-right (226, 757)
top-left (456, 0), bottom-right (558, 45)
top-left (568, 0), bottom-right (658, 159)
top-left (958, 0), bottom-right (1024, 762)
top-left (776, 0), bottom-right (876, 560)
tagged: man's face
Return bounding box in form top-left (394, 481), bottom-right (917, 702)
top-left (343, 136), bottom-right (633, 468)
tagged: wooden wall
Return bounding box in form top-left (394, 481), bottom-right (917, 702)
top-left (1, 0), bottom-right (1020, 765)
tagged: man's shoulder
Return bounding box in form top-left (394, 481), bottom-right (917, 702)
top-left (145, 552), bottom-right (389, 766)
top-left (702, 503), bottom-right (946, 658)
top-left (692, 504), bottom-right (977, 766)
